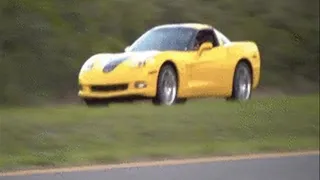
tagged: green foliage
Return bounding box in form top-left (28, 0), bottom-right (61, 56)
top-left (0, 0), bottom-right (319, 105)
top-left (0, 95), bottom-right (319, 170)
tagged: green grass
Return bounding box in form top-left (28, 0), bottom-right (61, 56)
top-left (0, 95), bottom-right (319, 171)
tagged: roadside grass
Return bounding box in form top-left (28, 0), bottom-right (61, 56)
top-left (0, 94), bottom-right (319, 171)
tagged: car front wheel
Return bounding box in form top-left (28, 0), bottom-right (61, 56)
top-left (153, 64), bottom-right (178, 106)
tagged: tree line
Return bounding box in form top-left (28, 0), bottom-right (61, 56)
top-left (0, 0), bottom-right (319, 105)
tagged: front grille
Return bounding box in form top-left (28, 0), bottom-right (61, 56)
top-left (91, 84), bottom-right (128, 92)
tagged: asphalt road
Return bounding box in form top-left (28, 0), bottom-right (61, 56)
top-left (1, 153), bottom-right (319, 180)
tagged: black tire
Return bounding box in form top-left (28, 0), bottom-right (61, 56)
top-left (152, 64), bottom-right (178, 106)
top-left (83, 98), bottom-right (109, 107)
top-left (227, 62), bottom-right (252, 101)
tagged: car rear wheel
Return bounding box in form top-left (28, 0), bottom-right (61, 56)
top-left (227, 62), bottom-right (252, 101)
top-left (153, 64), bottom-right (178, 106)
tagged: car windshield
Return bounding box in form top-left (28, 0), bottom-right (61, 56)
top-left (129, 27), bottom-right (196, 52)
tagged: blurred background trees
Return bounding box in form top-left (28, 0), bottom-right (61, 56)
top-left (0, 0), bottom-right (319, 105)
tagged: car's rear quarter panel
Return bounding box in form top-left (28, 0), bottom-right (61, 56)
top-left (226, 41), bottom-right (261, 89)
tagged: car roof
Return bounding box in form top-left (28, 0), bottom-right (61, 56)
top-left (153, 23), bottom-right (213, 30)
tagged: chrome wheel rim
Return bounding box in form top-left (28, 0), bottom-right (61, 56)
top-left (236, 67), bottom-right (251, 100)
top-left (161, 69), bottom-right (177, 105)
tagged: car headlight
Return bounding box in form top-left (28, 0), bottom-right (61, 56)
top-left (80, 59), bottom-right (95, 72)
top-left (130, 57), bottom-right (155, 68)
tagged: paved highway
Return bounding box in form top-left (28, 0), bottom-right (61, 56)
top-left (1, 152), bottom-right (319, 180)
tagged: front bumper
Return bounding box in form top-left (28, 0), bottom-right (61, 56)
top-left (78, 67), bottom-right (158, 99)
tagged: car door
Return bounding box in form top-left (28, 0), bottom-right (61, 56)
top-left (196, 45), bottom-right (228, 95)
top-left (187, 29), bottom-right (228, 96)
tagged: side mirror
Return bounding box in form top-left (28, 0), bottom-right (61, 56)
top-left (124, 46), bottom-right (131, 52)
top-left (198, 42), bottom-right (213, 54)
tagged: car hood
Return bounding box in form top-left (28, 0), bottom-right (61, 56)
top-left (86, 51), bottom-right (161, 67)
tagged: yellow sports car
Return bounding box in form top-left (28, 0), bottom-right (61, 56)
top-left (78, 23), bottom-right (261, 106)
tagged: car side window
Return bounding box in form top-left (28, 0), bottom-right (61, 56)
top-left (193, 29), bottom-right (219, 50)
top-left (214, 29), bottom-right (231, 45)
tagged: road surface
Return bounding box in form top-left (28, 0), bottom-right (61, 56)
top-left (1, 152), bottom-right (319, 180)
